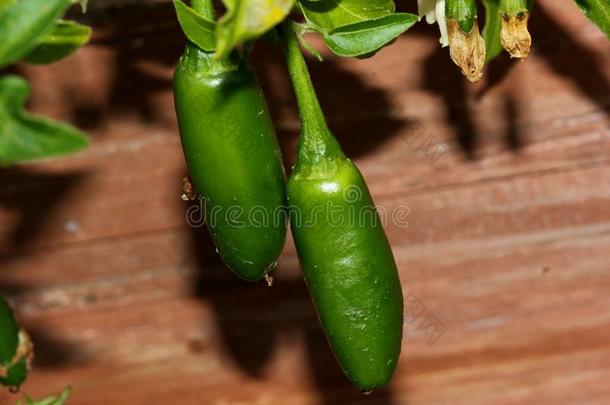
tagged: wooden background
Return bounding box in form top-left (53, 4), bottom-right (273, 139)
top-left (1, 1), bottom-right (609, 403)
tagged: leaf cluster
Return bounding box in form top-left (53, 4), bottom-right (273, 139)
top-left (0, 0), bottom-right (90, 166)
top-left (174, 0), bottom-right (418, 59)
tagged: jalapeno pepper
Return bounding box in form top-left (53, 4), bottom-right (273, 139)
top-left (282, 22), bottom-right (404, 391)
top-left (173, 1), bottom-right (287, 282)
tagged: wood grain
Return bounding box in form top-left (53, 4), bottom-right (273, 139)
top-left (1, 1), bottom-right (610, 404)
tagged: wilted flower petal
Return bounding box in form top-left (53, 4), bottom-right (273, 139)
top-left (418, 0), bottom-right (449, 48)
top-left (418, 0), bottom-right (438, 24)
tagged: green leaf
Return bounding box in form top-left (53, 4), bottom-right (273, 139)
top-left (482, 0), bottom-right (503, 62)
top-left (298, 0), bottom-right (395, 32)
top-left (19, 386), bottom-right (71, 405)
top-left (216, 0), bottom-right (294, 59)
top-left (0, 0), bottom-right (72, 68)
top-left (323, 13), bottom-right (417, 57)
top-left (0, 76), bottom-right (89, 166)
top-left (173, 0), bottom-right (216, 51)
top-left (23, 20), bottom-right (91, 65)
top-left (575, 0), bottom-right (610, 38)
top-left (0, 0), bottom-right (15, 13)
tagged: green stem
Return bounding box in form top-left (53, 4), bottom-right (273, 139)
top-left (182, 0), bottom-right (237, 72)
top-left (500, 0), bottom-right (528, 16)
top-left (191, 0), bottom-right (215, 21)
top-left (281, 21), bottom-right (343, 166)
top-left (446, 0), bottom-right (478, 33)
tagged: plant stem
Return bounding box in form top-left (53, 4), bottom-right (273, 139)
top-left (191, 0), bottom-right (215, 21)
top-left (281, 21), bottom-right (343, 166)
top-left (500, 0), bottom-right (528, 16)
top-left (182, 0), bottom-right (237, 71)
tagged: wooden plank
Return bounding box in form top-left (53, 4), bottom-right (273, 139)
top-left (1, 0), bottom-right (610, 403)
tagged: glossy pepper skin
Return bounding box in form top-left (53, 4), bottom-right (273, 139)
top-left (282, 23), bottom-right (404, 391)
top-left (174, 44), bottom-right (287, 282)
top-left (0, 297), bottom-right (28, 388)
top-left (289, 159), bottom-right (404, 390)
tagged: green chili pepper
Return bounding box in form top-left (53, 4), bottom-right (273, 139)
top-left (173, 0), bottom-right (286, 282)
top-left (281, 22), bottom-right (404, 392)
top-left (0, 297), bottom-right (31, 389)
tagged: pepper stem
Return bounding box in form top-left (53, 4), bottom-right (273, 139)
top-left (181, 0), bottom-right (237, 72)
top-left (500, 0), bottom-right (528, 16)
top-left (281, 21), bottom-right (344, 166)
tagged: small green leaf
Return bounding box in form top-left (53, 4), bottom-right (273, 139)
top-left (575, 0), bottom-right (610, 38)
top-left (323, 13), bottom-right (418, 57)
top-left (482, 0), bottom-right (503, 62)
top-left (0, 0), bottom-right (72, 68)
top-left (216, 0), bottom-right (294, 59)
top-left (298, 0), bottom-right (395, 32)
top-left (23, 20), bottom-right (91, 65)
top-left (174, 0), bottom-right (216, 51)
top-left (18, 386), bottom-right (71, 405)
top-left (0, 76), bottom-right (89, 166)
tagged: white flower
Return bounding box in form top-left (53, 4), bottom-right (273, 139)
top-left (417, 0), bottom-right (449, 48)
